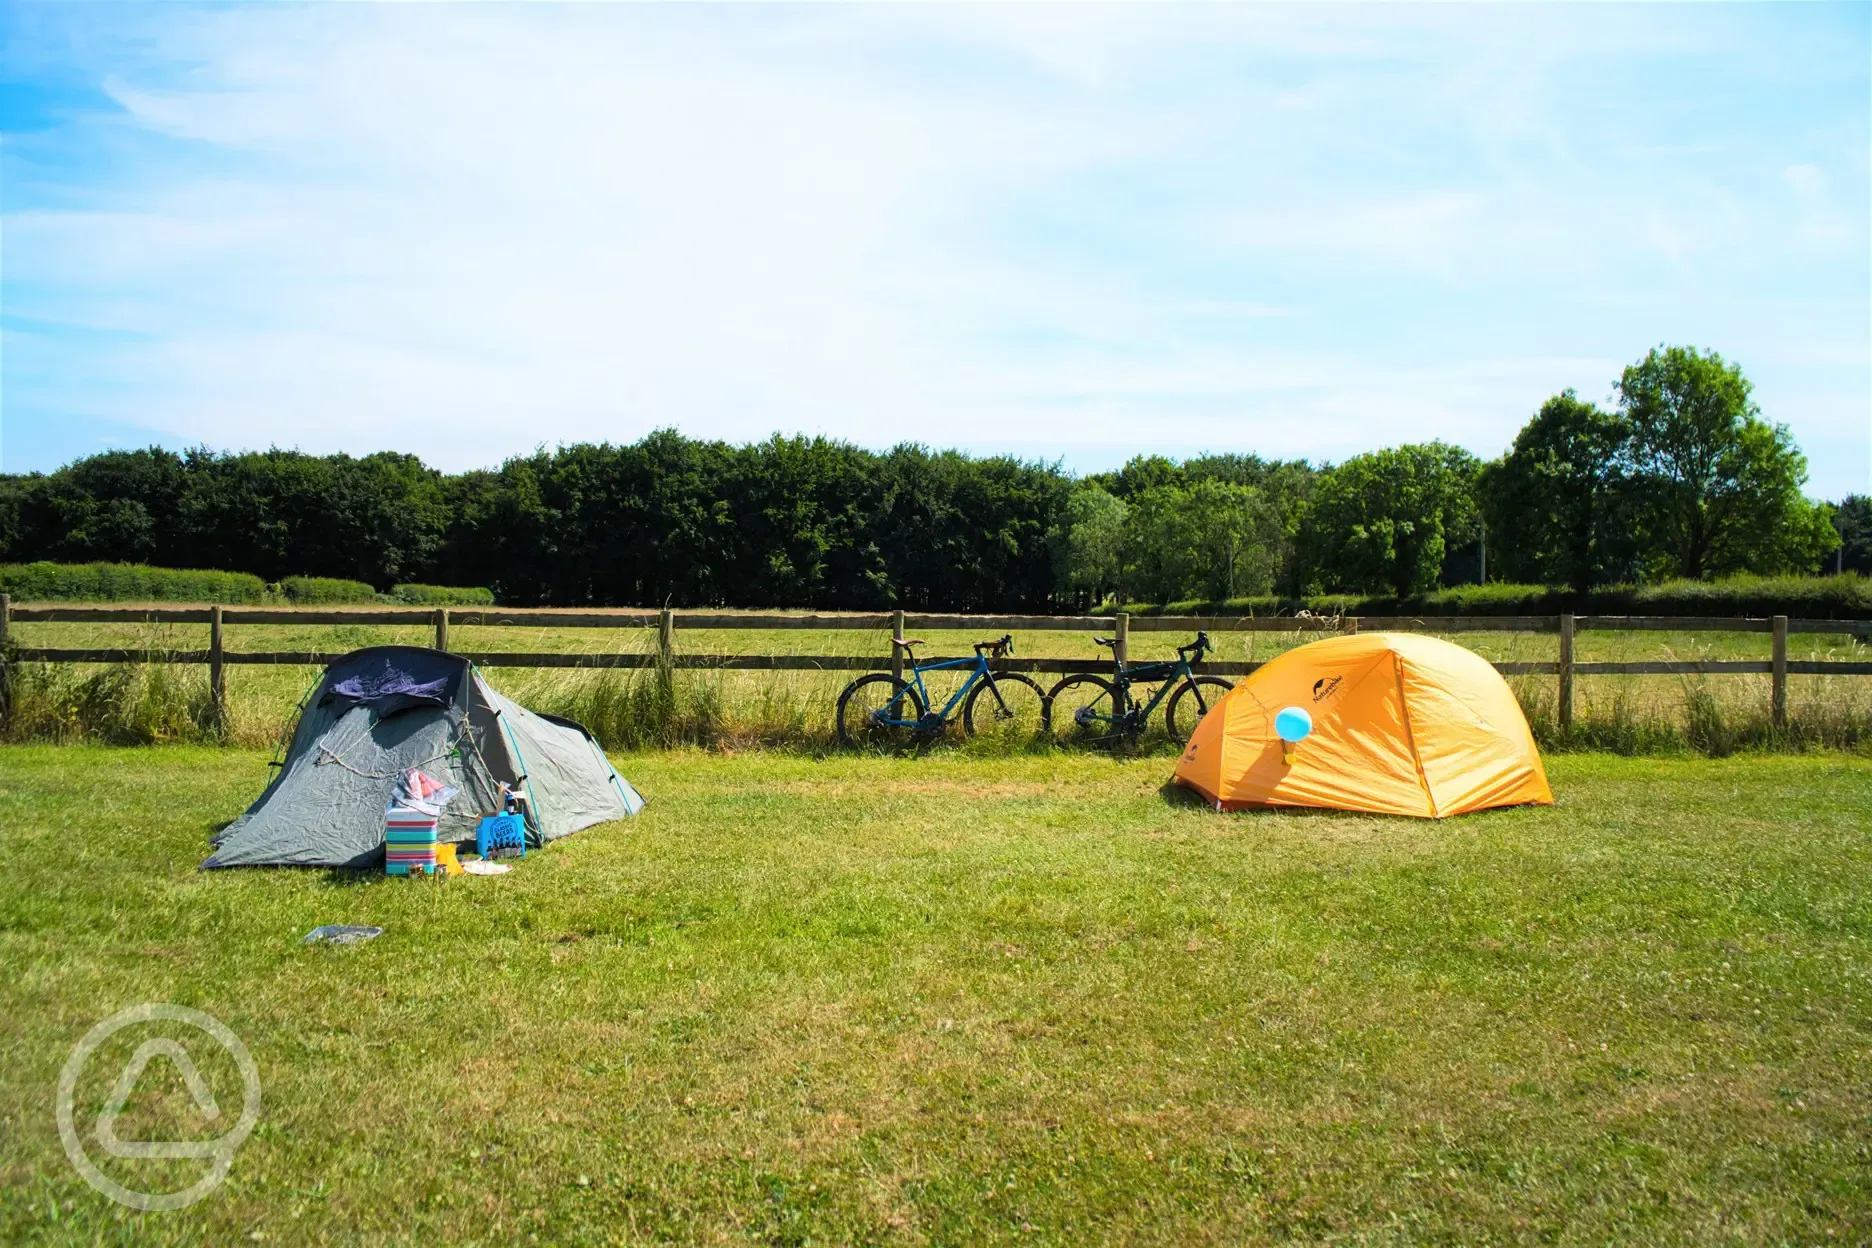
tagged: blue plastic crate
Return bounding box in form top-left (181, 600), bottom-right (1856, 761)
top-left (475, 813), bottom-right (527, 860)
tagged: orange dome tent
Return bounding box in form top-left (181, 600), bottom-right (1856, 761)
top-left (1174, 632), bottom-right (1552, 818)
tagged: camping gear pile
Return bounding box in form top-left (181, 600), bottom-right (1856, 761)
top-left (1173, 632), bottom-right (1552, 817)
top-left (206, 646), bottom-right (644, 869)
top-left (384, 768), bottom-right (456, 876)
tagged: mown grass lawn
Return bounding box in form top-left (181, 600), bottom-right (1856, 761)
top-left (1, 747), bottom-right (1867, 1245)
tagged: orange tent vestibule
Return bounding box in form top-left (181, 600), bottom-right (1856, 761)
top-left (1173, 632), bottom-right (1553, 818)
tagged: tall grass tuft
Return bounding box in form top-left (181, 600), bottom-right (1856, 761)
top-left (1515, 672), bottom-right (1872, 757)
top-left (0, 659), bottom-right (219, 745)
top-left (7, 656), bottom-right (1869, 757)
top-left (494, 661), bottom-right (744, 751)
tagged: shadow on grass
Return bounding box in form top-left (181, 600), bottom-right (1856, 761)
top-left (1158, 779), bottom-right (1209, 809)
top-left (1156, 779), bottom-right (1403, 820)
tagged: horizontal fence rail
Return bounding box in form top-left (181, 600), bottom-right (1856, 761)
top-left (9, 604), bottom-right (1872, 635)
top-left (17, 650), bottom-right (1872, 681)
top-left (4, 595), bottom-right (1869, 734)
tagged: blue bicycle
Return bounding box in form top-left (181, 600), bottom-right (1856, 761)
top-left (836, 634), bottom-right (1050, 746)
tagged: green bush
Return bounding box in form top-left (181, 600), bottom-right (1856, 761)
top-left (1117, 574), bottom-right (1872, 620)
top-left (391, 583), bottom-right (496, 606)
top-left (0, 562), bottom-right (268, 603)
top-left (1620, 575), bottom-right (1872, 619)
top-left (276, 576), bottom-right (379, 604)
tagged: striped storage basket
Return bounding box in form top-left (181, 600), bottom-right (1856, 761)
top-left (384, 805), bottom-right (439, 875)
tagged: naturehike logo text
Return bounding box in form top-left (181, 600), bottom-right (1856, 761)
top-left (1312, 676), bottom-right (1342, 702)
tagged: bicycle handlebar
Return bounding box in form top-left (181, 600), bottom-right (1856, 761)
top-left (975, 634), bottom-right (1014, 658)
top-left (1178, 631), bottom-right (1211, 660)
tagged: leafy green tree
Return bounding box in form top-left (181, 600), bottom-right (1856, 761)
top-left (1051, 483), bottom-right (1129, 605)
top-left (1833, 495), bottom-right (1872, 575)
top-left (1108, 455), bottom-right (1185, 500)
top-left (1182, 478), bottom-right (1281, 601)
top-left (1302, 443), bottom-right (1481, 596)
top-left (1183, 453), bottom-right (1317, 591)
top-left (0, 474), bottom-right (26, 561)
top-left (1480, 391), bottom-right (1638, 592)
top-left (1700, 418), bottom-right (1838, 576)
top-left (14, 449), bottom-right (189, 564)
top-left (1122, 480), bottom-right (1281, 603)
top-left (1618, 346), bottom-right (1837, 578)
top-left (1120, 486), bottom-right (1193, 603)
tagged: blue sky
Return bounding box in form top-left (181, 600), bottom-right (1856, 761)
top-left (3, 3), bottom-right (1868, 498)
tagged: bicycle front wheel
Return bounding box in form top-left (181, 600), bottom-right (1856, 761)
top-left (837, 674), bottom-right (926, 748)
top-left (1165, 676), bottom-right (1233, 744)
top-left (962, 672), bottom-right (1049, 742)
top-left (1046, 674), bottom-right (1121, 746)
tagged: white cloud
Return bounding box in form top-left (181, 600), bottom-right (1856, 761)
top-left (4, 2), bottom-right (1867, 495)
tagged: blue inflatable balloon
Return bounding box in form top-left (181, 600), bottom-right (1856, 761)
top-left (1274, 705), bottom-right (1313, 743)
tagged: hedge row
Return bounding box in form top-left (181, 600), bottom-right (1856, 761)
top-left (1118, 574), bottom-right (1872, 620)
top-left (390, 583), bottom-right (497, 606)
top-left (0, 563), bottom-right (497, 606)
top-left (276, 575), bottom-right (378, 604)
top-left (0, 562), bottom-right (268, 603)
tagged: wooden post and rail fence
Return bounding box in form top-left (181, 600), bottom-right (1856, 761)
top-left (2, 595), bottom-right (1869, 733)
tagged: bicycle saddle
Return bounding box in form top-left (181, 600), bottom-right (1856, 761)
top-left (891, 637), bottom-right (926, 649)
top-left (1093, 636), bottom-right (1118, 648)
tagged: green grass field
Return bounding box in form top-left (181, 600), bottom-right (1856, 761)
top-left (2, 747), bottom-right (1867, 1244)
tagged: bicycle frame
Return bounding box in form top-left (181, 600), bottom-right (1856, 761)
top-left (1103, 656), bottom-right (1195, 724)
top-left (877, 653), bottom-right (997, 728)
top-left (1063, 629), bottom-right (1215, 738)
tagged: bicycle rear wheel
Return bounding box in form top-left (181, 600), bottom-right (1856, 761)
top-left (1165, 675), bottom-right (1233, 744)
top-left (962, 672), bottom-right (1049, 743)
top-left (1046, 674), bottom-right (1122, 746)
top-left (836, 674), bottom-right (926, 748)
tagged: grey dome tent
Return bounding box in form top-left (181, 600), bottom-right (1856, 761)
top-left (206, 646), bottom-right (643, 868)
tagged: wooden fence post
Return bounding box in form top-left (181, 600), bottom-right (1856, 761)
top-left (0, 592), bottom-right (11, 726)
top-left (1557, 613), bottom-right (1575, 733)
top-left (658, 608), bottom-right (675, 665)
top-left (1772, 614), bottom-right (1788, 730)
top-left (210, 604), bottom-right (227, 731)
top-left (1114, 612), bottom-right (1130, 712)
top-left (891, 608), bottom-right (905, 681)
top-left (434, 607), bottom-right (450, 653)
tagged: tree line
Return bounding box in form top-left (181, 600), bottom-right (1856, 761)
top-left (3, 346), bottom-right (1864, 609)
